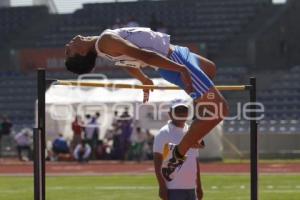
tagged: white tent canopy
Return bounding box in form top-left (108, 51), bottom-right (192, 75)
top-left (46, 78), bottom-right (190, 104)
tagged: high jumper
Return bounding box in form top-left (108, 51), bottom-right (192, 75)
top-left (64, 27), bottom-right (229, 181)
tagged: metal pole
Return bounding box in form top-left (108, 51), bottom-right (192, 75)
top-left (34, 68), bottom-right (46, 200)
top-left (33, 127), bottom-right (41, 200)
top-left (250, 77), bottom-right (258, 200)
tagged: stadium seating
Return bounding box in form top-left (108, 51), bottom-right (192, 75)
top-left (224, 65), bottom-right (300, 134)
top-left (258, 65), bottom-right (300, 121)
top-left (4, 0), bottom-right (272, 57)
top-left (0, 6), bottom-right (49, 48)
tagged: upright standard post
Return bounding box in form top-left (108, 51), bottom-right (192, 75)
top-left (250, 77), bottom-right (258, 200)
top-left (34, 69), bottom-right (46, 200)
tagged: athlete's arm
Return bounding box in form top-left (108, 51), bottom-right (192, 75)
top-left (154, 153), bottom-right (168, 200)
top-left (122, 67), bottom-right (153, 103)
top-left (98, 34), bottom-right (193, 94)
top-left (121, 66), bottom-right (151, 83)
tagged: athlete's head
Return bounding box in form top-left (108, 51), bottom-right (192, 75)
top-left (65, 35), bottom-right (97, 74)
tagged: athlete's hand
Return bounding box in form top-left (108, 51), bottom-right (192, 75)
top-left (142, 78), bottom-right (154, 103)
top-left (197, 186), bottom-right (204, 200)
top-left (159, 184), bottom-right (168, 200)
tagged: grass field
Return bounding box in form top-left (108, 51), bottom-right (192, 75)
top-left (0, 174), bottom-right (299, 200)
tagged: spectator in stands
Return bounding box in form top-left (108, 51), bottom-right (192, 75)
top-left (112, 18), bottom-right (124, 29)
top-left (84, 114), bottom-right (94, 145)
top-left (52, 133), bottom-right (69, 161)
top-left (110, 128), bottom-right (122, 160)
top-left (84, 112), bottom-right (101, 158)
top-left (14, 128), bottom-right (32, 161)
top-left (84, 114), bottom-right (92, 135)
top-left (153, 100), bottom-right (204, 200)
top-left (157, 22), bottom-right (168, 34)
top-left (73, 140), bottom-right (91, 163)
top-left (95, 140), bottom-right (108, 160)
top-left (91, 112), bottom-right (101, 144)
top-left (130, 127), bottom-right (146, 161)
top-left (109, 112), bottom-right (123, 160)
top-left (119, 108), bottom-right (133, 160)
top-left (1, 116), bottom-right (13, 136)
top-left (120, 107), bottom-right (131, 119)
top-left (71, 115), bottom-right (83, 149)
top-left (149, 14), bottom-right (167, 33)
top-left (111, 110), bottom-right (119, 129)
top-left (125, 16), bottom-right (139, 27)
top-left (149, 13), bottom-right (159, 31)
top-left (144, 129), bottom-right (154, 160)
top-left (0, 116), bottom-right (13, 157)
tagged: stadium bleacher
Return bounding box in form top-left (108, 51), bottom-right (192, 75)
top-left (3, 0), bottom-right (272, 55)
top-left (0, 6), bottom-right (49, 48)
top-left (259, 65), bottom-right (300, 120)
top-left (224, 65), bottom-right (300, 134)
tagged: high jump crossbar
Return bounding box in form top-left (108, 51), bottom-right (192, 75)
top-left (34, 68), bottom-right (258, 200)
top-left (54, 80), bottom-right (250, 91)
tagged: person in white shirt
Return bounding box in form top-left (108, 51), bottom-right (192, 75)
top-left (14, 128), bottom-right (32, 161)
top-left (73, 140), bottom-right (92, 163)
top-left (153, 100), bottom-right (204, 200)
top-left (84, 114), bottom-right (95, 140)
top-left (84, 113), bottom-right (101, 158)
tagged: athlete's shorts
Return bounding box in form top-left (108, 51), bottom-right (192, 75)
top-left (168, 189), bottom-right (196, 200)
top-left (158, 45), bottom-right (214, 99)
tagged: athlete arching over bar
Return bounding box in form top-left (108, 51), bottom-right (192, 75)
top-left (64, 27), bottom-right (229, 182)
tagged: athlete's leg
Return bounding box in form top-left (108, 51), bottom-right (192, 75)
top-left (161, 46), bottom-right (227, 181)
top-left (161, 86), bottom-right (229, 181)
top-left (167, 46), bottom-right (225, 154)
top-left (177, 86), bottom-right (229, 156)
top-left (162, 86), bottom-right (229, 181)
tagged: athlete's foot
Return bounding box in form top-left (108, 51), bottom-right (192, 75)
top-left (161, 143), bottom-right (186, 181)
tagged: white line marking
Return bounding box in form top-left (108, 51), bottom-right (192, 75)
top-left (263, 190), bottom-right (300, 193)
top-left (223, 186), bottom-right (236, 189)
top-left (277, 186), bottom-right (291, 189)
top-left (266, 185), bottom-right (274, 189)
top-left (94, 186), bottom-right (157, 190)
top-left (211, 186), bottom-right (218, 189)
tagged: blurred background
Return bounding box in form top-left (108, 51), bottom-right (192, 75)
top-left (0, 0), bottom-right (299, 163)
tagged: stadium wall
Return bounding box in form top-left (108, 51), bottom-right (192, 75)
top-left (252, 0), bottom-right (300, 69)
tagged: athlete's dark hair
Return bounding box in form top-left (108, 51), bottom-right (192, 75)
top-left (65, 51), bottom-right (97, 74)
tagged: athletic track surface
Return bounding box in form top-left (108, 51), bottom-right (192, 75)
top-left (0, 160), bottom-right (299, 176)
